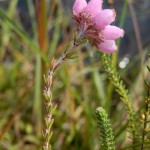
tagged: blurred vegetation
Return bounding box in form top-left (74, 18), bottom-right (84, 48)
top-left (0, 0), bottom-right (150, 150)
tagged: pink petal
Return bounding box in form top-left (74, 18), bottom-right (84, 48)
top-left (98, 40), bottom-right (117, 53)
top-left (93, 9), bottom-right (116, 29)
top-left (73, 0), bottom-right (87, 15)
top-left (102, 25), bottom-right (124, 40)
top-left (84, 0), bottom-right (103, 17)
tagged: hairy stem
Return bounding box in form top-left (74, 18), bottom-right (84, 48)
top-left (98, 52), bottom-right (138, 147)
top-left (96, 107), bottom-right (116, 150)
top-left (42, 33), bottom-right (84, 149)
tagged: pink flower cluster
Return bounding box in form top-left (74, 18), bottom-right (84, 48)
top-left (73, 0), bottom-right (124, 53)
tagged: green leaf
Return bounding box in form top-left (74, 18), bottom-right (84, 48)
top-left (0, 8), bottom-right (47, 61)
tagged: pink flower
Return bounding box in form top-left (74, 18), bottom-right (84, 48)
top-left (73, 0), bottom-right (124, 53)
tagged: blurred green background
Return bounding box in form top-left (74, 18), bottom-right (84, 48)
top-left (0, 0), bottom-right (149, 150)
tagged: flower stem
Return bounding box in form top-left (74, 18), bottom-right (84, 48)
top-left (42, 32), bottom-right (84, 149)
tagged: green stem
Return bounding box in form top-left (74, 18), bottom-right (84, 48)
top-left (34, 55), bottom-right (42, 135)
top-left (96, 107), bottom-right (116, 150)
top-left (112, 0), bottom-right (127, 67)
top-left (107, 0), bottom-right (128, 113)
top-left (141, 72), bottom-right (150, 150)
top-left (99, 52), bottom-right (138, 147)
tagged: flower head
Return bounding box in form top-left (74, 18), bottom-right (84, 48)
top-left (73, 0), bottom-right (124, 53)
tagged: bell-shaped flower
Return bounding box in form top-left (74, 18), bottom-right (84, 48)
top-left (72, 0), bottom-right (124, 53)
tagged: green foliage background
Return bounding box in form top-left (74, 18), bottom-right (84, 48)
top-left (0, 0), bottom-right (149, 150)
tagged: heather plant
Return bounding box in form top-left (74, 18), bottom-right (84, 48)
top-left (96, 107), bottom-right (115, 150)
top-left (43, 0), bottom-right (124, 149)
top-left (0, 0), bottom-right (150, 150)
top-left (140, 57), bottom-right (150, 150)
